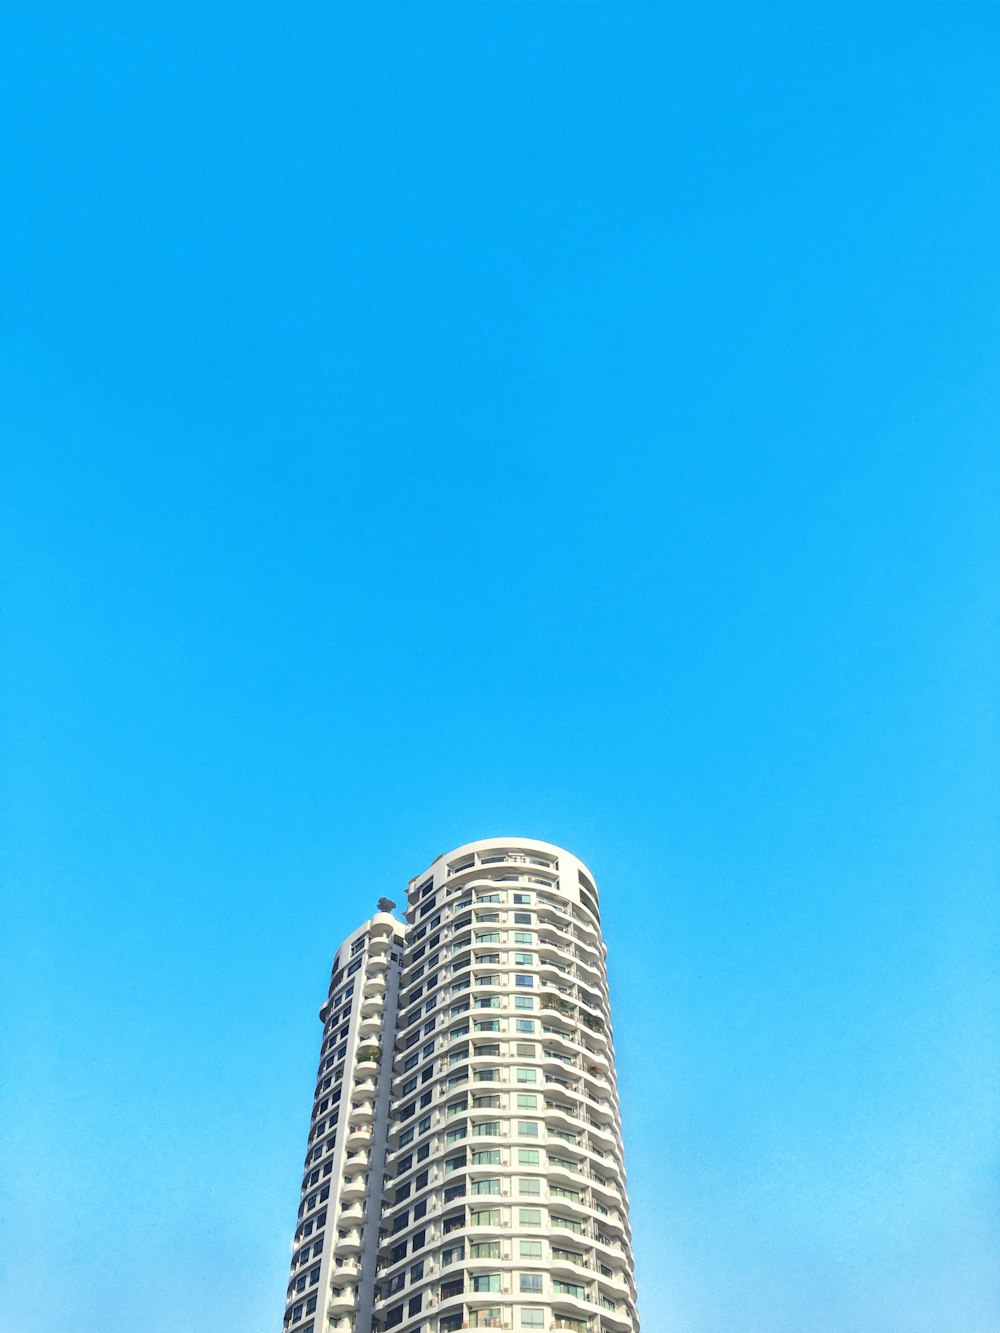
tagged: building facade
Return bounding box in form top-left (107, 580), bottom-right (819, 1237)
top-left (282, 838), bottom-right (640, 1333)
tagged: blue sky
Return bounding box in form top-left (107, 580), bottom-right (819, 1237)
top-left (1, 4), bottom-right (998, 1331)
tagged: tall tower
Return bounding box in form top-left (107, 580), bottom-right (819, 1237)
top-left (282, 838), bottom-right (640, 1333)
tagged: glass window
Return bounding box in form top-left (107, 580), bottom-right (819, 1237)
top-left (516, 1068), bottom-right (537, 1083)
top-left (471, 1273), bottom-right (501, 1293)
top-left (471, 1178), bottom-right (500, 1195)
top-left (470, 1240), bottom-right (501, 1259)
top-left (516, 1093), bottom-right (538, 1109)
top-left (514, 997), bottom-right (534, 1010)
top-left (520, 1273), bottom-right (543, 1293)
top-left (517, 1120), bottom-right (539, 1136)
top-left (520, 1240), bottom-right (543, 1258)
top-left (471, 1149), bottom-right (501, 1165)
top-left (514, 953), bottom-right (535, 966)
top-left (515, 1019), bottom-right (535, 1034)
top-left (513, 894), bottom-right (532, 905)
top-left (518, 1208), bottom-right (541, 1225)
top-left (515, 1043), bottom-right (536, 1057)
top-left (469, 1207), bottom-right (501, 1226)
top-left (515, 974), bottom-right (534, 988)
top-left (513, 932), bottom-right (533, 944)
top-left (521, 1311), bottom-right (543, 1329)
top-left (519, 1177), bottom-right (541, 1195)
top-left (518, 1149), bottom-right (540, 1165)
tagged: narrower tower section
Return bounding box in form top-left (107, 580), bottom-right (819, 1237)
top-left (283, 910), bottom-right (405, 1333)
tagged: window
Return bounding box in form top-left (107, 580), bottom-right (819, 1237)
top-left (476, 932), bottom-right (500, 944)
top-left (514, 911), bottom-right (533, 924)
top-left (520, 1273), bottom-right (543, 1293)
top-left (407, 1293), bottom-right (423, 1318)
top-left (516, 1068), bottom-right (537, 1083)
top-left (552, 1247), bottom-right (583, 1265)
top-left (470, 1240), bottom-right (500, 1258)
top-left (515, 1043), bottom-right (536, 1057)
top-left (445, 1125), bottom-right (467, 1144)
top-left (514, 997), bottom-right (534, 1010)
top-left (513, 931), bottom-right (533, 944)
top-left (471, 1178), bottom-right (500, 1195)
top-left (518, 1120), bottom-right (539, 1136)
top-left (521, 1311), bottom-right (544, 1329)
top-left (550, 1185), bottom-right (580, 1202)
top-left (552, 1214), bottom-right (583, 1233)
top-left (554, 1280), bottom-right (586, 1300)
top-left (473, 1120), bottom-right (500, 1136)
top-left (473, 1019), bottom-right (500, 1033)
top-left (518, 1149), bottom-right (540, 1165)
top-left (519, 1178), bottom-right (541, 1195)
top-left (441, 1317), bottom-right (463, 1333)
top-left (471, 1149), bottom-right (500, 1165)
top-left (515, 974), bottom-right (534, 988)
top-left (440, 1277), bottom-right (464, 1300)
top-left (471, 1273), bottom-right (501, 1293)
top-left (514, 953), bottom-right (535, 966)
top-left (516, 1093), bottom-right (538, 1109)
top-left (469, 1310), bottom-right (502, 1329)
top-left (441, 1245), bottom-right (463, 1266)
top-left (513, 894), bottom-right (532, 904)
top-left (515, 1019), bottom-right (535, 1034)
top-left (519, 1208), bottom-right (541, 1225)
top-left (520, 1240), bottom-right (543, 1258)
top-left (409, 1260), bottom-right (424, 1282)
top-left (469, 1207), bottom-right (501, 1226)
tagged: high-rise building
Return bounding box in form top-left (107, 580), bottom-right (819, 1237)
top-left (282, 838), bottom-right (640, 1333)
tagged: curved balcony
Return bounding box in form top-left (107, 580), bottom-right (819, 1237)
top-left (349, 1100), bottom-right (375, 1124)
top-left (331, 1260), bottom-right (361, 1286)
top-left (333, 1229), bottom-right (363, 1257)
top-left (346, 1123), bottom-right (374, 1148)
top-left (363, 974), bottom-right (387, 998)
top-left (340, 1175), bottom-right (368, 1203)
top-left (360, 993), bottom-right (383, 1016)
top-left (327, 1288), bottom-right (356, 1316)
top-left (343, 1149), bottom-right (370, 1176)
top-left (595, 1299), bottom-right (633, 1331)
top-left (366, 953), bottom-right (389, 974)
top-left (339, 1201), bottom-right (365, 1227)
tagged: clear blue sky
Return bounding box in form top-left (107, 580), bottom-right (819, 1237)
top-left (1, 4), bottom-right (997, 1331)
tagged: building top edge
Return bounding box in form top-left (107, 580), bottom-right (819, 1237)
top-left (409, 836), bottom-right (598, 895)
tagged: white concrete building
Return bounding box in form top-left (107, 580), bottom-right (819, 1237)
top-left (282, 838), bottom-right (640, 1333)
